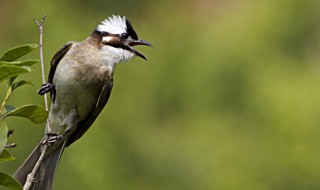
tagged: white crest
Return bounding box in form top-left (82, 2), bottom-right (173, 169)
top-left (97, 15), bottom-right (127, 34)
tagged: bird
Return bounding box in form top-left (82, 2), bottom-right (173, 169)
top-left (14, 15), bottom-right (152, 190)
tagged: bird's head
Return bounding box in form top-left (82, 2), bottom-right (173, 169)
top-left (93, 15), bottom-right (152, 62)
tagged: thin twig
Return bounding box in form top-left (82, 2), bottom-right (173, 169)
top-left (7, 129), bottom-right (14, 137)
top-left (23, 145), bottom-right (48, 190)
top-left (33, 15), bottom-right (48, 111)
top-left (5, 143), bottom-right (16, 148)
top-left (34, 15), bottom-right (52, 133)
top-left (23, 15), bottom-right (51, 190)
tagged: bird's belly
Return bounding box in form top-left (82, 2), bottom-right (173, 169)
top-left (48, 62), bottom-right (109, 133)
top-left (54, 78), bottom-right (102, 119)
top-left (48, 81), bottom-right (103, 134)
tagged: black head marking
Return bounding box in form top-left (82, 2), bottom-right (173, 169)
top-left (125, 19), bottom-right (138, 40)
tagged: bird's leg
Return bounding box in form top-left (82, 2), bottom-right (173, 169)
top-left (43, 127), bottom-right (76, 145)
top-left (37, 83), bottom-right (55, 95)
top-left (43, 114), bottom-right (79, 145)
top-left (42, 132), bottom-right (63, 145)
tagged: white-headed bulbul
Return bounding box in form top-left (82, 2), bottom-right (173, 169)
top-left (14, 15), bottom-right (152, 190)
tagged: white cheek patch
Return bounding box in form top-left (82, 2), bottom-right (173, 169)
top-left (102, 36), bottom-right (114, 43)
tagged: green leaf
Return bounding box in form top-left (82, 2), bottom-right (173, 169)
top-left (0, 121), bottom-right (8, 154)
top-left (0, 149), bottom-right (15, 162)
top-left (1, 105), bottom-right (48, 124)
top-left (0, 60), bottom-right (40, 67)
top-left (3, 105), bottom-right (16, 114)
top-left (12, 80), bottom-right (32, 91)
top-left (0, 65), bottom-right (30, 83)
top-left (0, 61), bottom-right (12, 66)
top-left (16, 60), bottom-right (40, 67)
top-left (7, 76), bottom-right (18, 86)
top-left (0, 172), bottom-right (23, 190)
top-left (0, 44), bottom-right (38, 62)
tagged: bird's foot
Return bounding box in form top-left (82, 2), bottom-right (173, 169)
top-left (42, 132), bottom-right (63, 145)
top-left (37, 83), bottom-right (55, 95)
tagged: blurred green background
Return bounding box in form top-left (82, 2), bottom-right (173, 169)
top-left (1, 0), bottom-right (320, 189)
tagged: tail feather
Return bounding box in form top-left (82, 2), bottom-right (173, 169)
top-left (14, 137), bottom-right (67, 190)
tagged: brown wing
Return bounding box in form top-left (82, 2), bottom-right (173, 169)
top-left (66, 78), bottom-right (114, 146)
top-left (48, 42), bottom-right (74, 84)
top-left (42, 42), bottom-right (73, 101)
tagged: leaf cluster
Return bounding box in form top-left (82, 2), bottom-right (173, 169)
top-left (0, 44), bottom-right (48, 190)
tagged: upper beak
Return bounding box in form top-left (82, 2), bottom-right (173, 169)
top-left (128, 39), bottom-right (152, 60)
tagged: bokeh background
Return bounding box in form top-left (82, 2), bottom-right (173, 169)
top-left (1, 0), bottom-right (320, 189)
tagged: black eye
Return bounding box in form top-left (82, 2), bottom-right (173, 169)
top-left (121, 33), bottom-right (129, 40)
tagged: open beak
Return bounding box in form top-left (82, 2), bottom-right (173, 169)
top-left (128, 39), bottom-right (152, 60)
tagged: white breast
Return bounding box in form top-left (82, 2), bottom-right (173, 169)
top-left (100, 45), bottom-right (135, 64)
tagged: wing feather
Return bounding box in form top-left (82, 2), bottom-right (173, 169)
top-left (48, 42), bottom-right (74, 83)
top-left (66, 78), bottom-right (114, 146)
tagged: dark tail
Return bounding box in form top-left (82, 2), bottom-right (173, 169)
top-left (14, 137), bottom-right (66, 190)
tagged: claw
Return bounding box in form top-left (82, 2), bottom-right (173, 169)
top-left (37, 83), bottom-right (55, 95)
top-left (42, 132), bottom-right (63, 145)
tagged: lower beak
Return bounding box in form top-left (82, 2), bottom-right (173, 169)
top-left (128, 39), bottom-right (152, 60)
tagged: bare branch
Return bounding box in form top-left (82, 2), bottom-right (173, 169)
top-left (33, 15), bottom-right (48, 111)
top-left (5, 143), bottom-right (16, 148)
top-left (33, 15), bottom-right (52, 133)
top-left (7, 129), bottom-right (14, 137)
top-left (23, 145), bottom-right (49, 190)
top-left (23, 15), bottom-right (52, 190)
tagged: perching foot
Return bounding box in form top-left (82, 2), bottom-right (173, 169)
top-left (42, 132), bottom-right (63, 145)
top-left (37, 83), bottom-right (55, 95)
